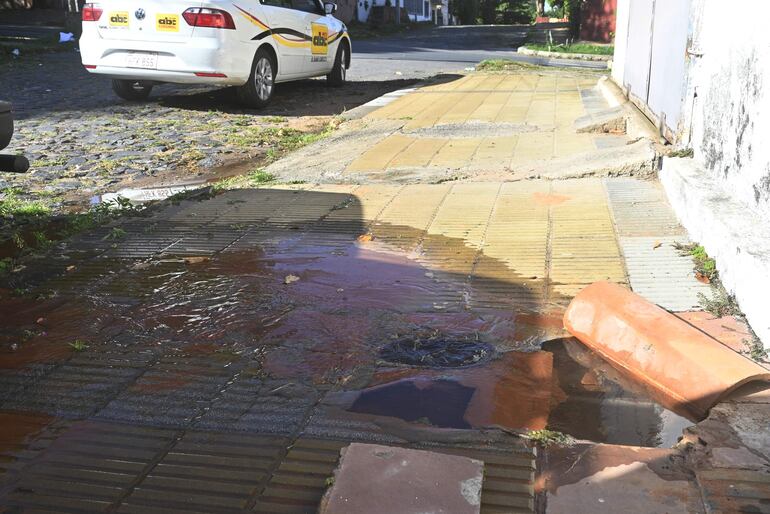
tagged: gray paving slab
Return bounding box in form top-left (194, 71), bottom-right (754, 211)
top-left (620, 236), bottom-right (711, 312)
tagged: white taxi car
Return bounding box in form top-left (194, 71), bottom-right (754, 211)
top-left (79, 0), bottom-right (350, 107)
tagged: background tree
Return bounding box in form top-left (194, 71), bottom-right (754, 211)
top-left (536, 0), bottom-right (545, 16)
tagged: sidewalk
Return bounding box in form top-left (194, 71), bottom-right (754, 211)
top-left (1, 68), bottom-right (767, 514)
top-left (267, 69), bottom-right (656, 184)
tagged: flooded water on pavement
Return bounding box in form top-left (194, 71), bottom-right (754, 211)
top-left (0, 188), bottom-right (694, 451)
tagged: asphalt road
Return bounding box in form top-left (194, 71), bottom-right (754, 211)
top-left (348, 24), bottom-right (607, 81)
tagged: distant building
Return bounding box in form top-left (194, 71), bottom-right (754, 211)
top-left (580, 0), bottom-right (617, 43)
top-left (357, 0), bottom-right (452, 25)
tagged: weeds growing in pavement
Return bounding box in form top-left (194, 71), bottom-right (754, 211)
top-left (69, 340), bottom-right (89, 352)
top-left (526, 429), bottom-right (573, 447)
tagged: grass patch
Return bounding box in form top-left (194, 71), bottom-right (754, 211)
top-left (526, 429), bottom-right (573, 447)
top-left (674, 242), bottom-right (717, 282)
top-left (1, 195), bottom-right (142, 275)
top-left (475, 59), bottom-right (542, 72)
top-left (0, 189), bottom-right (52, 218)
top-left (524, 43), bottom-right (614, 55)
top-left (248, 169), bottom-right (276, 184)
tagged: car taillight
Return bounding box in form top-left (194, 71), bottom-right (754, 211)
top-left (182, 8), bottom-right (235, 29)
top-left (82, 3), bottom-right (103, 21)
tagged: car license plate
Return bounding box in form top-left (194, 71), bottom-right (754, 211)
top-left (125, 52), bottom-right (158, 69)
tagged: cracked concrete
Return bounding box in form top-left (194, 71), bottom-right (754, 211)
top-left (266, 70), bottom-right (657, 184)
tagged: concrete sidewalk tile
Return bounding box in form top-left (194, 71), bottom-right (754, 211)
top-left (554, 133), bottom-right (595, 158)
top-left (468, 92), bottom-right (510, 121)
top-left (404, 93), bottom-right (463, 129)
top-left (368, 91), bottom-right (427, 120)
top-left (319, 443), bottom-right (484, 514)
top-left (604, 178), bottom-right (685, 237)
top-left (389, 137), bottom-right (446, 168)
top-left (346, 134), bottom-right (415, 172)
top-left (473, 136), bottom-right (518, 166)
top-left (620, 236), bottom-right (710, 311)
top-left (428, 138), bottom-right (481, 167)
top-left (437, 93), bottom-right (489, 125)
top-left (512, 133), bottom-right (554, 164)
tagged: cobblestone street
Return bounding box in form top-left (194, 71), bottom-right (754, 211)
top-left (1, 51), bottom-right (415, 210)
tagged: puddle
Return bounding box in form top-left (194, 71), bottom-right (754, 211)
top-left (2, 188), bottom-right (695, 450)
top-left (0, 412), bottom-right (54, 457)
top-left (335, 338), bottom-right (695, 448)
top-left (350, 378), bottom-right (475, 429)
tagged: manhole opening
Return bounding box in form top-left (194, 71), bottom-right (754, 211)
top-left (379, 335), bottom-right (493, 368)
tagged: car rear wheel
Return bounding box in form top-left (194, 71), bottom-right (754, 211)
top-left (326, 42), bottom-right (348, 87)
top-left (238, 48), bottom-right (276, 108)
top-left (112, 79), bottom-right (153, 101)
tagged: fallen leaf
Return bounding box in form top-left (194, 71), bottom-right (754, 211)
top-left (357, 233), bottom-right (373, 243)
top-left (695, 272), bottom-right (711, 284)
top-left (652, 241), bottom-right (662, 249)
top-left (184, 256), bottom-right (210, 265)
top-left (284, 274), bottom-right (300, 285)
top-left (66, 265), bottom-right (76, 272)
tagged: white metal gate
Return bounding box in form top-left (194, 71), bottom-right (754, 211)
top-left (621, 0), bottom-right (691, 137)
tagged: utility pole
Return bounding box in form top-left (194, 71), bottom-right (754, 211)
top-left (396, 0), bottom-right (401, 24)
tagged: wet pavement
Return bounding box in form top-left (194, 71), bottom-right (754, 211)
top-left (2, 61), bottom-right (768, 512)
top-left (0, 176), bottom-right (727, 513)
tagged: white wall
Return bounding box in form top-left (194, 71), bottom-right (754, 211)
top-left (614, 0), bottom-right (770, 348)
top-left (610, 0), bottom-right (629, 85)
top-left (688, 1), bottom-right (770, 217)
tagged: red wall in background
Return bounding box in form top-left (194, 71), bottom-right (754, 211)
top-left (580, 0), bottom-right (617, 43)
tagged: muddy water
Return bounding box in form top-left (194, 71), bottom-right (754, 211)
top-left (0, 189), bottom-right (694, 449)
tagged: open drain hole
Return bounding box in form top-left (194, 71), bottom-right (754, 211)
top-left (380, 335), bottom-right (493, 368)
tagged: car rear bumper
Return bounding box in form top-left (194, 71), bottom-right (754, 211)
top-left (80, 35), bottom-right (251, 85)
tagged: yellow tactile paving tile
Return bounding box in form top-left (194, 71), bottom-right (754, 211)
top-left (512, 133), bottom-right (555, 164)
top-left (350, 73), bottom-right (614, 173)
top-left (403, 93), bottom-right (465, 129)
top-left (435, 93), bottom-right (490, 125)
top-left (428, 138), bottom-right (481, 168)
top-left (554, 133), bottom-right (596, 158)
top-left (389, 138), bottom-right (446, 168)
top-left (367, 91), bottom-right (426, 120)
top-left (547, 179), bottom-right (627, 298)
top-left (346, 134), bottom-right (415, 172)
top-left (373, 184), bottom-right (451, 250)
top-left (298, 179), bottom-right (627, 306)
top-left (472, 136), bottom-right (518, 167)
top-left (468, 92), bottom-right (510, 122)
top-left (326, 184), bottom-right (402, 223)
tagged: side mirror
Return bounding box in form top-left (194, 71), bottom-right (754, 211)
top-left (324, 2), bottom-right (337, 14)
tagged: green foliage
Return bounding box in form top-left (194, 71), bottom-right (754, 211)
top-left (69, 340), bottom-right (89, 352)
top-left (248, 169), bottom-right (276, 184)
top-left (102, 227), bottom-right (127, 241)
top-left (0, 257), bottom-right (12, 275)
top-left (674, 242), bottom-right (718, 281)
top-left (527, 429), bottom-right (573, 447)
top-left (0, 189), bottom-right (51, 218)
top-left (476, 59), bottom-right (540, 71)
top-left (525, 43), bottom-right (614, 55)
top-left (697, 287), bottom-right (740, 318)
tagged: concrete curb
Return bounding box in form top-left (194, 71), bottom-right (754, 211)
top-left (341, 87), bottom-right (418, 121)
top-left (596, 76), bottom-right (662, 143)
top-left (517, 46), bottom-right (611, 62)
